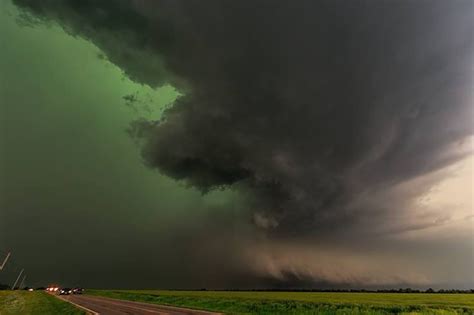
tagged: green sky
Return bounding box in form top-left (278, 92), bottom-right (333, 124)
top-left (0, 1), bottom-right (239, 288)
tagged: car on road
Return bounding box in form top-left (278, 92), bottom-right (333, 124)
top-left (46, 286), bottom-right (59, 292)
top-left (72, 287), bottom-right (84, 294)
top-left (59, 288), bottom-right (72, 295)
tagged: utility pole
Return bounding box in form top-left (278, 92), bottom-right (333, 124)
top-left (0, 252), bottom-right (11, 271)
top-left (11, 268), bottom-right (24, 290)
top-left (18, 274), bottom-right (27, 290)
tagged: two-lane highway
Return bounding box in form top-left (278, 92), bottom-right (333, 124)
top-left (60, 294), bottom-right (222, 315)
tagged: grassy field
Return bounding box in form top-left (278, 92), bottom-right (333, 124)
top-left (88, 290), bottom-right (474, 315)
top-left (0, 291), bottom-right (84, 315)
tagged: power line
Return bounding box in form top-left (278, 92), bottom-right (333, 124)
top-left (11, 268), bottom-right (24, 290)
top-left (0, 250), bottom-right (31, 289)
top-left (0, 252), bottom-right (11, 271)
top-left (19, 274), bottom-right (27, 290)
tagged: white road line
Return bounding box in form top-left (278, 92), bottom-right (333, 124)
top-left (67, 298), bottom-right (128, 315)
top-left (74, 297), bottom-right (170, 314)
top-left (55, 294), bottom-right (100, 315)
top-left (85, 295), bottom-right (221, 314)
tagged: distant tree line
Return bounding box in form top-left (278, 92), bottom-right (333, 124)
top-left (362, 288), bottom-right (474, 294)
top-left (197, 288), bottom-right (474, 294)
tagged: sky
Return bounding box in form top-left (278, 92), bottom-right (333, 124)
top-left (0, 0), bottom-right (473, 289)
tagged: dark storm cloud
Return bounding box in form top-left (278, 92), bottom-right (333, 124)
top-left (12, 0), bottom-right (474, 286)
top-left (16, 0), bottom-right (473, 229)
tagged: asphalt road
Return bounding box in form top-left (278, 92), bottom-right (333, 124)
top-left (60, 294), bottom-right (222, 315)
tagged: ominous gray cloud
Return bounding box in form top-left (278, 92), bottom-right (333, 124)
top-left (11, 0), bottom-right (474, 288)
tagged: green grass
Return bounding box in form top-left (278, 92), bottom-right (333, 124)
top-left (87, 290), bottom-right (474, 315)
top-left (0, 291), bottom-right (84, 315)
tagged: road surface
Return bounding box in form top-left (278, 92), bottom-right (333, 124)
top-left (60, 294), bottom-right (222, 315)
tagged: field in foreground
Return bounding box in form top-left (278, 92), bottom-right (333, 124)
top-left (88, 290), bottom-right (474, 315)
top-left (0, 291), bottom-right (84, 315)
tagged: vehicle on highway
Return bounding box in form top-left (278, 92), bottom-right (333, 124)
top-left (72, 287), bottom-right (84, 294)
top-left (59, 288), bottom-right (72, 295)
top-left (46, 286), bottom-right (59, 292)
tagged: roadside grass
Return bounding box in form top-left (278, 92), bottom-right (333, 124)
top-left (87, 290), bottom-right (474, 315)
top-left (0, 291), bottom-right (84, 315)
